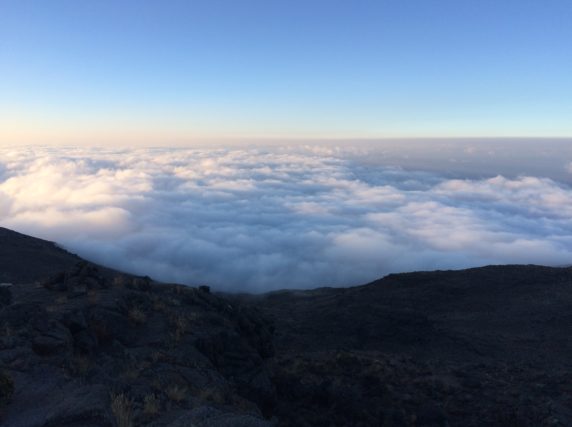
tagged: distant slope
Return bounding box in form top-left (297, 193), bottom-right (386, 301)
top-left (255, 265), bottom-right (572, 365)
top-left (245, 265), bottom-right (572, 426)
top-left (0, 227), bottom-right (81, 283)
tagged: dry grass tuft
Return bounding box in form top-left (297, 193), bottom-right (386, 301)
top-left (171, 315), bottom-right (189, 341)
top-left (88, 289), bottom-right (99, 305)
top-left (70, 355), bottom-right (92, 377)
top-left (199, 386), bottom-right (227, 405)
top-left (0, 322), bottom-right (13, 337)
top-left (151, 295), bottom-right (167, 312)
top-left (166, 296), bottom-right (181, 307)
top-left (122, 365), bottom-right (140, 381)
top-left (151, 351), bottom-right (165, 363)
top-left (143, 393), bottom-right (161, 416)
top-left (55, 295), bottom-right (68, 304)
top-left (127, 307), bottom-right (147, 325)
top-left (111, 393), bottom-right (133, 427)
top-left (166, 384), bottom-right (187, 403)
top-left (151, 378), bottom-right (163, 391)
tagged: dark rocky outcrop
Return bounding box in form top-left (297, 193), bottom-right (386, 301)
top-left (0, 262), bottom-right (273, 426)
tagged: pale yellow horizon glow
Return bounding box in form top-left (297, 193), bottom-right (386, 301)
top-left (2, 111), bottom-right (571, 147)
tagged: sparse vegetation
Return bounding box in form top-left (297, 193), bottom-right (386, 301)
top-left (122, 365), bottom-right (140, 381)
top-left (70, 355), bottom-right (92, 377)
top-left (87, 289), bottom-right (99, 305)
top-left (151, 295), bottom-right (167, 312)
top-left (55, 295), bottom-right (68, 304)
top-left (0, 371), bottom-right (14, 408)
top-left (150, 351), bottom-right (164, 363)
top-left (127, 307), bottom-right (147, 325)
top-left (45, 304), bottom-right (58, 313)
top-left (166, 384), bottom-right (187, 403)
top-left (143, 393), bottom-right (160, 417)
top-left (0, 322), bottom-right (13, 337)
top-left (110, 393), bottom-right (133, 427)
top-left (166, 296), bottom-right (181, 306)
top-left (151, 378), bottom-right (163, 392)
top-left (198, 386), bottom-right (227, 405)
top-left (112, 275), bottom-right (129, 288)
top-left (91, 320), bottom-right (110, 343)
top-left (171, 314), bottom-right (188, 341)
top-left (134, 276), bottom-right (151, 291)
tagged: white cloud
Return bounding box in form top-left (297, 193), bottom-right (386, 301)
top-left (1, 145), bottom-right (572, 292)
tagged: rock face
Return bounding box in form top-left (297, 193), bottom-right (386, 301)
top-left (1, 227), bottom-right (572, 426)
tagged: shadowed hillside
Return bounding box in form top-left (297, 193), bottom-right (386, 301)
top-left (246, 266), bottom-right (572, 426)
top-left (1, 227), bottom-right (571, 426)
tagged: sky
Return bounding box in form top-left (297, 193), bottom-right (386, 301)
top-left (1, 0), bottom-right (572, 144)
top-left (2, 2), bottom-right (572, 291)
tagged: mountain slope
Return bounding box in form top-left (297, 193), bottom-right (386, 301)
top-left (244, 265), bottom-right (572, 426)
top-left (0, 227), bottom-right (81, 284)
top-left (254, 265), bottom-right (572, 365)
top-left (0, 229), bottom-right (273, 427)
top-left (1, 227), bottom-right (572, 426)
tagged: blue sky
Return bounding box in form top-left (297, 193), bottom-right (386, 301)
top-left (1, 0), bottom-right (571, 143)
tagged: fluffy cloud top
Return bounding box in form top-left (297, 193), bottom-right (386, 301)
top-left (1, 145), bottom-right (572, 292)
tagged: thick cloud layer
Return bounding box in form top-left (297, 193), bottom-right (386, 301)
top-left (1, 145), bottom-right (572, 292)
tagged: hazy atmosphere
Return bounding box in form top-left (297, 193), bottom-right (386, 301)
top-left (2, 140), bottom-right (572, 291)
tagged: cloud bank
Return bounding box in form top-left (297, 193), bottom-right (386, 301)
top-left (1, 145), bottom-right (572, 292)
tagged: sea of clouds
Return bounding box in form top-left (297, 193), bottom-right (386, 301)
top-left (1, 143), bottom-right (572, 292)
